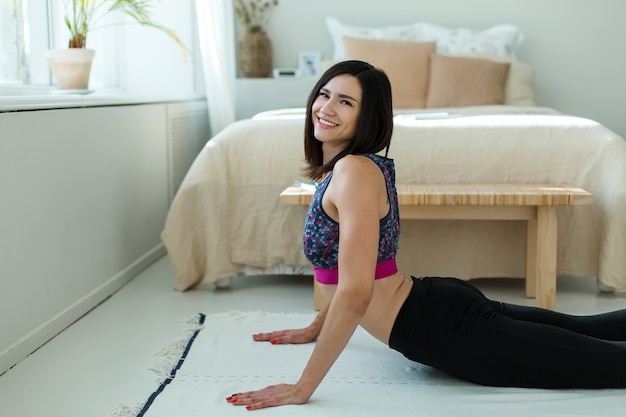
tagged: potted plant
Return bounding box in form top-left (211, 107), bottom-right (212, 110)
top-left (234, 0), bottom-right (279, 78)
top-left (46, 0), bottom-right (188, 90)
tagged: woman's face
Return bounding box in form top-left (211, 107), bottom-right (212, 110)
top-left (311, 74), bottom-right (362, 154)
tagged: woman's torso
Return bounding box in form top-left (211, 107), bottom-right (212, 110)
top-left (318, 272), bottom-right (413, 344)
top-left (303, 153), bottom-right (413, 344)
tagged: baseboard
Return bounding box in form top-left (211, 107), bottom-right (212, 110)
top-left (0, 244), bottom-right (166, 376)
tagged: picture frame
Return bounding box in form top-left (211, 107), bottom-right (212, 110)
top-left (298, 52), bottom-right (321, 78)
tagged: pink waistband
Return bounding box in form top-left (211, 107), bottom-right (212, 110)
top-left (314, 258), bottom-right (398, 285)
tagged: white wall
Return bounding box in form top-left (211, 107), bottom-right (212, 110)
top-left (240, 0), bottom-right (626, 138)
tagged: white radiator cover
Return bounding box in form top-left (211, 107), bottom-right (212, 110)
top-left (166, 101), bottom-right (210, 202)
top-left (0, 99), bottom-right (209, 375)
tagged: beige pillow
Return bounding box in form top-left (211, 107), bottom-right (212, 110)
top-left (504, 59), bottom-right (535, 106)
top-left (342, 37), bottom-right (435, 108)
top-left (442, 53), bottom-right (535, 106)
top-left (426, 54), bottom-right (511, 108)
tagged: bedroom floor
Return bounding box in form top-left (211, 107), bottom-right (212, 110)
top-left (1, 255), bottom-right (625, 417)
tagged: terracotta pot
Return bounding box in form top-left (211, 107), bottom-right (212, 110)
top-left (45, 49), bottom-right (95, 90)
top-left (238, 31), bottom-right (272, 78)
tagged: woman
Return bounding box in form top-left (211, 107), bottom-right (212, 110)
top-left (227, 60), bottom-right (626, 411)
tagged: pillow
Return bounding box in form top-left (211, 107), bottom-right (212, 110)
top-left (426, 54), bottom-right (511, 108)
top-left (326, 16), bottom-right (421, 60)
top-left (443, 53), bottom-right (535, 106)
top-left (414, 22), bottom-right (524, 60)
top-left (326, 16), bottom-right (524, 60)
top-left (504, 59), bottom-right (535, 106)
top-left (343, 37), bottom-right (435, 108)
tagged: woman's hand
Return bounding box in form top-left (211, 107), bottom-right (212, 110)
top-left (226, 383), bottom-right (311, 410)
top-left (253, 301), bottom-right (330, 345)
top-left (252, 327), bottom-right (316, 344)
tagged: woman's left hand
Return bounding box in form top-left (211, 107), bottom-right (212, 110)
top-left (252, 327), bottom-right (316, 344)
top-left (226, 383), bottom-right (310, 410)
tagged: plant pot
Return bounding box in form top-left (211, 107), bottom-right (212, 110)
top-left (46, 49), bottom-right (95, 90)
top-left (238, 31), bottom-right (272, 78)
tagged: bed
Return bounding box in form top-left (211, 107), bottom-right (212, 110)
top-left (161, 18), bottom-right (626, 295)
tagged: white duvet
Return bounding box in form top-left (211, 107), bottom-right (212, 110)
top-left (161, 106), bottom-right (626, 295)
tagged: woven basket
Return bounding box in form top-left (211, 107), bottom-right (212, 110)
top-left (238, 31), bottom-right (272, 78)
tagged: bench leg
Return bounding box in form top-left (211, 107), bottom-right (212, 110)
top-left (313, 278), bottom-right (325, 311)
top-left (527, 206), bottom-right (558, 309)
top-left (526, 216), bottom-right (537, 299)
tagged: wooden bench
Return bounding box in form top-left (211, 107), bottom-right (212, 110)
top-left (280, 183), bottom-right (593, 310)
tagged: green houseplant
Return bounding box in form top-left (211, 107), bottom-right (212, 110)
top-left (47, 0), bottom-right (188, 90)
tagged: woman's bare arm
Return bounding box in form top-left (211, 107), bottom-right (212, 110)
top-left (230, 156), bottom-right (383, 410)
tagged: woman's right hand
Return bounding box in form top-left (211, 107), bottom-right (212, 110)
top-left (252, 327), bottom-right (317, 345)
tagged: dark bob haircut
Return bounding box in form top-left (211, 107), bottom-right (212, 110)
top-left (303, 60), bottom-right (393, 180)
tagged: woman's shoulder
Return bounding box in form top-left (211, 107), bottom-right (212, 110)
top-left (334, 154), bottom-right (381, 178)
top-left (337, 153), bottom-right (394, 174)
top-left (330, 155), bottom-right (386, 194)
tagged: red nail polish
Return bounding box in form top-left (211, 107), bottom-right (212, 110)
top-left (226, 397), bottom-right (232, 402)
top-left (270, 339), bottom-right (277, 344)
top-left (246, 405), bottom-right (252, 410)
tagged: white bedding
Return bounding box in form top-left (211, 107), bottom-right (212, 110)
top-left (161, 105), bottom-right (626, 295)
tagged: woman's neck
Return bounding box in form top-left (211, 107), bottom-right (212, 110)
top-left (322, 143), bottom-right (346, 165)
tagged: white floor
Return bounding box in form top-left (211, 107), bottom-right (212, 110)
top-left (1, 255), bottom-right (625, 417)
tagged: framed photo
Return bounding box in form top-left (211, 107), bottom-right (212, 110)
top-left (298, 52), bottom-right (321, 78)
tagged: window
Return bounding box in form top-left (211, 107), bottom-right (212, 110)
top-left (0, 0), bottom-right (121, 90)
top-left (0, 0), bottom-right (197, 97)
top-left (0, 0), bottom-right (26, 83)
top-left (1, 0), bottom-right (50, 86)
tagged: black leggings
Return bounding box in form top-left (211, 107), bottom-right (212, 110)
top-left (388, 276), bottom-right (626, 388)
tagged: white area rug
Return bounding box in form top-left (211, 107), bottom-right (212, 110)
top-left (115, 311), bottom-right (625, 417)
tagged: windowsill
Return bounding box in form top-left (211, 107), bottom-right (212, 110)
top-left (0, 87), bottom-right (206, 112)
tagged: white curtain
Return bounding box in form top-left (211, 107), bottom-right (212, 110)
top-left (0, 0), bottom-right (28, 83)
top-left (195, 0), bottom-right (236, 136)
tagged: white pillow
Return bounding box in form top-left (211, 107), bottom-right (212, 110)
top-left (415, 22), bottom-right (524, 59)
top-left (326, 16), bottom-right (524, 60)
top-left (326, 16), bottom-right (423, 60)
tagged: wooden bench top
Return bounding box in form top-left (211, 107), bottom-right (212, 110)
top-left (280, 183), bottom-right (593, 207)
top-left (282, 183), bottom-right (593, 310)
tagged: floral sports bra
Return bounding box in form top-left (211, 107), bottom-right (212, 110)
top-left (302, 154), bottom-right (400, 285)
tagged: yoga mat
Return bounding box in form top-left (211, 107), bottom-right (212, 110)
top-left (113, 311), bottom-right (626, 417)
